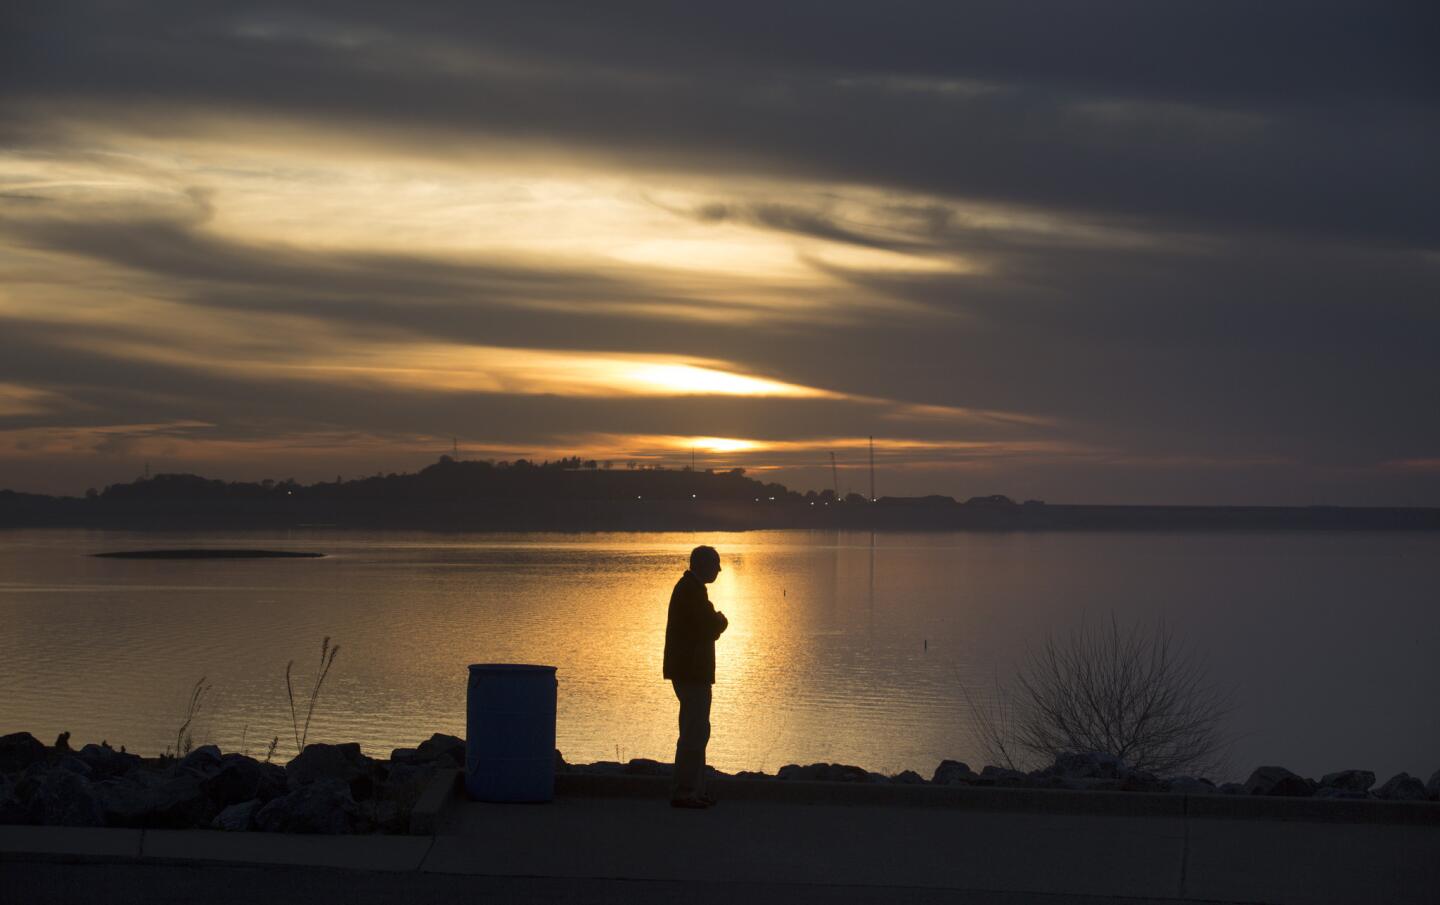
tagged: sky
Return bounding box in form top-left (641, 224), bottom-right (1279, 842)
top-left (2, 1), bottom-right (1437, 504)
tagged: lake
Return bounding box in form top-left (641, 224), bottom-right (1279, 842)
top-left (1, 528), bottom-right (1436, 782)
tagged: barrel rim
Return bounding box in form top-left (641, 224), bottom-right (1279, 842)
top-left (468, 663), bottom-right (557, 673)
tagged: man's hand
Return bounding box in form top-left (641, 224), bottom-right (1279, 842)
top-left (714, 610), bottom-right (729, 635)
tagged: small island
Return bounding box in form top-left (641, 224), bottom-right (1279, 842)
top-left (93, 550), bottom-right (325, 560)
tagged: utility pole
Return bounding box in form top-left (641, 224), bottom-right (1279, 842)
top-left (829, 451), bottom-right (839, 498)
top-left (869, 435), bottom-right (875, 502)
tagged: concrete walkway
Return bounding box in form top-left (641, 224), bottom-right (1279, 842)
top-left (3, 784), bottom-right (1438, 904)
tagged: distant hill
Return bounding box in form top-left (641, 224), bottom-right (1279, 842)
top-left (2, 456), bottom-right (1438, 532)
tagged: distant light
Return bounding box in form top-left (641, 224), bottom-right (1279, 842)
top-left (636, 495), bottom-right (642, 500)
top-left (768, 496), bottom-right (775, 501)
top-left (691, 494), bottom-right (696, 499)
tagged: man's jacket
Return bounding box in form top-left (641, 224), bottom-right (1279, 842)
top-left (663, 570), bottom-right (727, 684)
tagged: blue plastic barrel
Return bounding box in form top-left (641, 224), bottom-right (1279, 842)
top-left (466, 664), bottom-right (557, 802)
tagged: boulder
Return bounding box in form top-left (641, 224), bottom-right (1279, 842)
top-left (415, 734), bottom-right (465, 768)
top-left (1244, 766), bottom-right (1314, 798)
top-left (366, 799), bottom-right (408, 835)
top-left (1119, 770), bottom-right (1165, 793)
top-left (1166, 776), bottom-right (1218, 795)
top-left (1319, 770), bottom-right (1374, 793)
top-left (255, 778), bottom-right (363, 834)
top-left (76, 744), bottom-right (143, 780)
top-left (53, 732), bottom-right (72, 754)
top-left (0, 732), bottom-right (48, 774)
top-left (1375, 772), bottom-right (1427, 802)
top-left (96, 771), bottom-right (213, 828)
top-left (554, 749), bottom-right (568, 774)
top-left (56, 756), bottom-right (94, 778)
top-left (732, 770), bottom-right (772, 781)
top-left (932, 760), bottom-right (978, 785)
top-left (29, 771), bottom-right (105, 827)
top-left (623, 758), bottom-right (672, 776)
top-left (287, 743), bottom-right (377, 799)
top-left (1053, 751), bottom-right (1125, 780)
top-left (202, 755), bottom-right (286, 808)
top-left (776, 763), bottom-right (873, 783)
top-left (1314, 787), bottom-right (1369, 800)
top-left (179, 745), bottom-right (223, 773)
top-left (0, 775), bottom-right (26, 824)
top-left (380, 762), bottom-right (437, 807)
top-left (212, 799), bottom-right (260, 831)
top-left (889, 770), bottom-right (926, 784)
top-left (977, 765), bottom-right (1029, 788)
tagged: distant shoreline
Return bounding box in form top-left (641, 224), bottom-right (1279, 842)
top-left (6, 498), bottom-right (1440, 533)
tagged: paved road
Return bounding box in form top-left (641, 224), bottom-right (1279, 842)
top-left (4, 793), bottom-right (1438, 904)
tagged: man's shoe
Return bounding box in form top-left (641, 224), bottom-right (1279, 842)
top-left (670, 797), bottom-right (709, 809)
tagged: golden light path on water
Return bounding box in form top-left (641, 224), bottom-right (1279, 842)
top-left (2, 529), bottom-right (1439, 782)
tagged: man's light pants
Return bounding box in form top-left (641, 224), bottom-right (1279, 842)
top-left (670, 681), bottom-right (711, 800)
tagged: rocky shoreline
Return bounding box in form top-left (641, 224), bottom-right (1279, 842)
top-left (3, 731), bottom-right (1436, 834)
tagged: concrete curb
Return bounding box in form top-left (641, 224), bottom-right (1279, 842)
top-left (555, 772), bottom-right (1440, 824)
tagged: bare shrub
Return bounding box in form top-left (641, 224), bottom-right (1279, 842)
top-left (286, 636), bottom-right (340, 756)
top-left (967, 614), bottom-right (1233, 777)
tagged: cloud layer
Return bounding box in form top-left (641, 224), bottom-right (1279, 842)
top-left (3, 2), bottom-right (1437, 503)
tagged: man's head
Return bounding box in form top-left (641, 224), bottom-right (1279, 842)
top-left (689, 545), bottom-right (721, 583)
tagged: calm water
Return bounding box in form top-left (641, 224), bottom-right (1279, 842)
top-left (1, 528), bottom-right (1436, 781)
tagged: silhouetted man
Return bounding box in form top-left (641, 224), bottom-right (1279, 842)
top-left (663, 544), bottom-right (728, 808)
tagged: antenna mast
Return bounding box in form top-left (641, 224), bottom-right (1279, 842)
top-left (869, 435), bottom-right (875, 502)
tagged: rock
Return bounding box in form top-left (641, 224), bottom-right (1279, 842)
top-left (733, 770), bottom-right (772, 780)
top-left (366, 800), bottom-right (408, 835)
top-left (1119, 770), bottom-right (1165, 793)
top-left (1217, 782), bottom-right (1246, 795)
top-left (1426, 769), bottom-right (1440, 802)
top-left (212, 799), bottom-right (260, 831)
top-left (1166, 776), bottom-right (1218, 795)
top-left (1319, 769), bottom-right (1374, 793)
top-left (287, 743), bottom-right (377, 799)
top-left (76, 744), bottom-right (143, 780)
top-left (56, 756), bottom-right (94, 778)
top-left (54, 732), bottom-right (72, 754)
top-left (575, 761), bottom-right (624, 775)
top-left (179, 745), bottom-right (223, 773)
top-left (389, 747), bottom-right (422, 766)
top-left (554, 749), bottom-right (567, 774)
top-left (202, 755), bottom-right (286, 808)
top-left (415, 734), bottom-right (465, 768)
top-left (96, 771), bottom-right (213, 828)
top-left (932, 760), bottom-right (978, 785)
top-left (29, 771), bottom-right (105, 827)
top-left (1053, 751), bottom-right (1125, 780)
top-left (889, 770), bottom-right (926, 784)
top-left (776, 763), bottom-right (873, 783)
top-left (623, 758), bottom-right (672, 776)
top-left (977, 765), bottom-right (1029, 787)
top-left (255, 778), bottom-right (363, 834)
top-left (380, 762), bottom-right (436, 807)
top-left (1244, 766), bottom-right (1314, 798)
top-left (0, 776), bottom-right (26, 825)
top-left (0, 732), bottom-right (48, 774)
top-left (1314, 787), bottom-right (1369, 800)
top-left (1375, 772), bottom-right (1427, 802)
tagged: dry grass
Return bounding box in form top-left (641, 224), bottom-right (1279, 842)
top-left (286, 636), bottom-right (340, 756)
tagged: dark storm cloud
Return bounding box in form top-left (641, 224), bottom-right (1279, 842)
top-left (7, 1), bottom-right (1438, 246)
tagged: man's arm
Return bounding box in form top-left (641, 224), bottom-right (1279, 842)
top-left (709, 608), bottom-right (728, 639)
